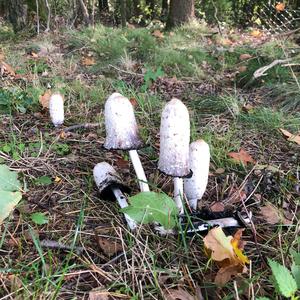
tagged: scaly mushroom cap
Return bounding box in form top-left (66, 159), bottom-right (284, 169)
top-left (93, 162), bottom-right (130, 200)
top-left (104, 93), bottom-right (143, 150)
top-left (49, 93), bottom-right (64, 127)
top-left (158, 98), bottom-right (191, 177)
top-left (184, 140), bottom-right (210, 201)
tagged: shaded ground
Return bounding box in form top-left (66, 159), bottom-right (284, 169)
top-left (0, 23), bottom-right (300, 299)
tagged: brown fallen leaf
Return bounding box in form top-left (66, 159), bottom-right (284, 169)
top-left (152, 29), bottom-right (164, 39)
top-left (163, 288), bottom-right (195, 300)
top-left (239, 53), bottom-right (252, 61)
top-left (0, 61), bottom-right (15, 76)
top-left (228, 149), bottom-right (256, 164)
top-left (238, 65), bottom-right (247, 73)
top-left (94, 227), bottom-right (123, 257)
top-left (129, 97), bottom-right (138, 107)
top-left (260, 203), bottom-right (280, 224)
top-left (89, 290), bottom-right (109, 300)
top-left (31, 51), bottom-right (39, 58)
top-left (210, 202), bottom-right (225, 212)
top-left (279, 128), bottom-right (300, 145)
top-left (81, 56), bottom-right (96, 66)
top-left (203, 227), bottom-right (249, 285)
top-left (275, 2), bottom-right (285, 12)
top-left (39, 90), bottom-right (52, 109)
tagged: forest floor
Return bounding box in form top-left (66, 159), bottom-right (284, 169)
top-left (0, 21), bottom-right (300, 299)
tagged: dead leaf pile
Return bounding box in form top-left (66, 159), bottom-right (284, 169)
top-left (203, 227), bottom-right (249, 285)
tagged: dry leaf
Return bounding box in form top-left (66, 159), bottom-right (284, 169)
top-left (0, 61), bottom-right (15, 76)
top-left (238, 65), bottom-right (247, 72)
top-left (115, 157), bottom-right (129, 170)
top-left (279, 128), bottom-right (300, 145)
top-left (260, 203), bottom-right (280, 224)
top-left (54, 176), bottom-right (61, 183)
top-left (152, 29), bottom-right (164, 39)
top-left (31, 51), bottom-right (39, 58)
top-left (94, 227), bottom-right (123, 257)
top-left (215, 167), bottom-right (225, 174)
top-left (203, 227), bottom-right (249, 285)
top-left (129, 97), bottom-right (138, 107)
top-left (163, 288), bottom-right (195, 300)
top-left (275, 2), bottom-right (285, 12)
top-left (250, 30), bottom-right (262, 38)
top-left (239, 53), bottom-right (252, 61)
top-left (89, 290), bottom-right (109, 300)
top-left (39, 90), bottom-right (52, 109)
top-left (228, 149), bottom-right (256, 164)
top-left (210, 202), bottom-right (225, 212)
top-left (81, 56), bottom-right (96, 66)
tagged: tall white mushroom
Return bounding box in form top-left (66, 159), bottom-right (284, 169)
top-left (49, 93), bottom-right (64, 127)
top-left (104, 93), bottom-right (150, 192)
top-left (158, 98), bottom-right (191, 214)
top-left (184, 140), bottom-right (210, 210)
top-left (93, 162), bottom-right (136, 230)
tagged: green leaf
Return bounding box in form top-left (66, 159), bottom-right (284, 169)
top-left (121, 192), bottom-right (178, 229)
top-left (290, 249), bottom-right (300, 265)
top-left (0, 191), bottom-right (22, 224)
top-left (31, 212), bottom-right (49, 225)
top-left (0, 164), bottom-right (21, 191)
top-left (291, 264), bottom-right (300, 289)
top-left (34, 175), bottom-right (52, 186)
top-left (268, 258), bottom-right (297, 297)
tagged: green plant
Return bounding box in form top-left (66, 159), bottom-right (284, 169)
top-left (122, 191), bottom-right (178, 229)
top-left (261, 258), bottom-right (300, 300)
top-left (141, 66), bottom-right (164, 91)
top-left (52, 143), bottom-right (70, 156)
top-left (31, 212), bottom-right (49, 225)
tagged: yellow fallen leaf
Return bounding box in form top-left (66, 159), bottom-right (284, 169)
top-left (54, 176), bottom-right (61, 183)
top-left (203, 227), bottom-right (249, 285)
top-left (250, 30), bottom-right (262, 38)
top-left (279, 128), bottom-right (300, 145)
top-left (152, 30), bottom-right (164, 39)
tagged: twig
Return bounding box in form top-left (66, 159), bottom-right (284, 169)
top-left (62, 122), bottom-right (100, 132)
top-left (40, 239), bottom-right (84, 254)
top-left (36, 0), bottom-right (40, 34)
top-left (253, 58), bottom-right (291, 79)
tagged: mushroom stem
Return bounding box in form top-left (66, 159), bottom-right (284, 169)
top-left (111, 187), bottom-right (137, 230)
top-left (188, 198), bottom-right (198, 210)
top-left (129, 150), bottom-right (150, 192)
top-left (173, 177), bottom-right (184, 214)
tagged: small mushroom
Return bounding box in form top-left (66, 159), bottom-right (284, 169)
top-left (184, 140), bottom-right (210, 210)
top-left (93, 162), bottom-right (136, 230)
top-left (49, 93), bottom-right (64, 127)
top-left (158, 98), bottom-right (191, 214)
top-left (104, 93), bottom-right (150, 192)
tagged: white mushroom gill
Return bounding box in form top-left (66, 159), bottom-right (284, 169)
top-left (184, 140), bottom-right (210, 210)
top-left (49, 93), bottom-right (64, 127)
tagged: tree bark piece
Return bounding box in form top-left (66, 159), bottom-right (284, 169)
top-left (8, 0), bottom-right (28, 32)
top-left (167, 0), bottom-right (194, 28)
top-left (78, 0), bottom-right (91, 25)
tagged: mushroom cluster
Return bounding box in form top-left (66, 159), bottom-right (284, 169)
top-left (49, 91), bottom-right (211, 230)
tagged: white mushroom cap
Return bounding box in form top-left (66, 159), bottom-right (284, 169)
top-left (158, 98), bottom-right (190, 177)
top-left (49, 93), bottom-right (64, 127)
top-left (93, 162), bottom-right (130, 199)
top-left (184, 140), bottom-right (210, 209)
top-left (104, 93), bottom-right (143, 150)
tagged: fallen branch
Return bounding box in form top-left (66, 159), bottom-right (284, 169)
top-left (40, 239), bottom-right (84, 254)
top-left (253, 58), bottom-right (292, 79)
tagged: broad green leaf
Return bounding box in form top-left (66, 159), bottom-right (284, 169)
top-left (31, 212), bottom-right (49, 225)
top-left (34, 175), bottom-right (52, 186)
top-left (0, 191), bottom-right (22, 224)
top-left (121, 192), bottom-right (178, 229)
top-left (291, 264), bottom-right (300, 289)
top-left (268, 258), bottom-right (297, 297)
top-left (0, 164), bottom-right (21, 191)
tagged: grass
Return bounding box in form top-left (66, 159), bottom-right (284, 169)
top-left (0, 21), bottom-right (300, 299)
